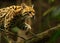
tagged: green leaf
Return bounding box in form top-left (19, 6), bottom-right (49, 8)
top-left (11, 27), bottom-right (20, 33)
top-left (43, 7), bottom-right (55, 16)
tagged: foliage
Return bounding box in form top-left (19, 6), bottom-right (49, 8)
top-left (48, 0), bottom-right (55, 3)
top-left (51, 6), bottom-right (60, 20)
top-left (49, 28), bottom-right (60, 43)
top-left (11, 27), bottom-right (20, 33)
top-left (42, 6), bottom-right (60, 43)
top-left (1, 0), bottom-right (60, 43)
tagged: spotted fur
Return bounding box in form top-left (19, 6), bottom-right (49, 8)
top-left (0, 3), bottom-right (35, 32)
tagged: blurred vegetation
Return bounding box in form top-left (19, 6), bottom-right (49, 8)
top-left (49, 28), bottom-right (60, 43)
top-left (0, 0), bottom-right (60, 43)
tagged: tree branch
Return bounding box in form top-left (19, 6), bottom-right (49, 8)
top-left (26, 24), bottom-right (60, 43)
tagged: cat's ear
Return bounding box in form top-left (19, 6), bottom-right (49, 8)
top-left (31, 4), bottom-right (34, 8)
top-left (21, 3), bottom-right (27, 8)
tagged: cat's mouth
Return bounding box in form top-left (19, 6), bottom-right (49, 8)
top-left (21, 12), bottom-right (35, 20)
